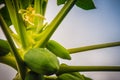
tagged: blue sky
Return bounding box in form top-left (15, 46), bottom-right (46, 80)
top-left (0, 0), bottom-right (120, 80)
top-left (46, 0), bottom-right (120, 80)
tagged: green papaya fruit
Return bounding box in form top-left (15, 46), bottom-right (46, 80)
top-left (57, 73), bottom-right (80, 80)
top-left (46, 40), bottom-right (71, 60)
top-left (70, 72), bottom-right (92, 80)
top-left (24, 48), bottom-right (59, 75)
top-left (80, 74), bottom-right (92, 80)
top-left (25, 71), bottom-right (44, 80)
top-left (57, 63), bottom-right (92, 80)
top-left (57, 73), bottom-right (92, 80)
top-left (0, 39), bottom-right (10, 56)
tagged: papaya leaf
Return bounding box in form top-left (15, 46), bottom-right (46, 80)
top-left (75, 0), bottom-right (96, 10)
top-left (57, 0), bottom-right (66, 5)
top-left (57, 0), bottom-right (96, 10)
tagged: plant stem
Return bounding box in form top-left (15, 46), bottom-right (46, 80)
top-left (42, 0), bottom-right (48, 16)
top-left (34, 0), bottom-right (76, 48)
top-left (9, 29), bottom-right (21, 48)
top-left (0, 14), bottom-right (26, 80)
top-left (5, 0), bottom-right (29, 49)
top-left (0, 54), bottom-right (17, 70)
top-left (34, 0), bottom-right (48, 33)
top-left (13, 0), bottom-right (29, 49)
top-left (4, 0), bottom-right (19, 34)
top-left (57, 65), bottom-right (120, 74)
top-left (68, 41), bottom-right (120, 54)
top-left (34, 0), bottom-right (44, 33)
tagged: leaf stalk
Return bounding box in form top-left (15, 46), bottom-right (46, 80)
top-left (68, 41), bottom-right (120, 54)
top-left (0, 14), bottom-right (26, 80)
top-left (34, 0), bottom-right (77, 48)
top-left (57, 65), bottom-right (120, 74)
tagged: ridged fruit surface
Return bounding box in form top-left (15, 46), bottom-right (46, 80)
top-left (24, 48), bottom-right (59, 75)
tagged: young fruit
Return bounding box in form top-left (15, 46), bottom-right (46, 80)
top-left (46, 40), bottom-right (71, 60)
top-left (24, 48), bottom-right (59, 75)
top-left (25, 71), bottom-right (44, 80)
top-left (70, 72), bottom-right (92, 80)
top-left (0, 39), bottom-right (10, 56)
top-left (57, 73), bottom-right (80, 80)
top-left (57, 63), bottom-right (92, 80)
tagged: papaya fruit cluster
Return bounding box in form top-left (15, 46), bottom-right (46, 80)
top-left (0, 38), bottom-right (73, 80)
top-left (24, 40), bottom-right (71, 73)
top-left (23, 40), bottom-right (72, 80)
top-left (24, 71), bottom-right (92, 80)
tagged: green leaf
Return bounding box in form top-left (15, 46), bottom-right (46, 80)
top-left (0, 2), bottom-right (12, 26)
top-left (0, 39), bottom-right (10, 56)
top-left (75, 0), bottom-right (96, 10)
top-left (57, 0), bottom-right (66, 5)
top-left (56, 0), bottom-right (96, 10)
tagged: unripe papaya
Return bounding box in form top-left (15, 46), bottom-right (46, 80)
top-left (69, 72), bottom-right (82, 78)
top-left (25, 71), bottom-right (44, 80)
top-left (57, 73), bottom-right (80, 80)
top-left (0, 39), bottom-right (10, 56)
top-left (46, 40), bottom-right (71, 60)
top-left (57, 63), bottom-right (92, 80)
top-left (24, 48), bottom-right (59, 75)
top-left (69, 72), bottom-right (92, 80)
